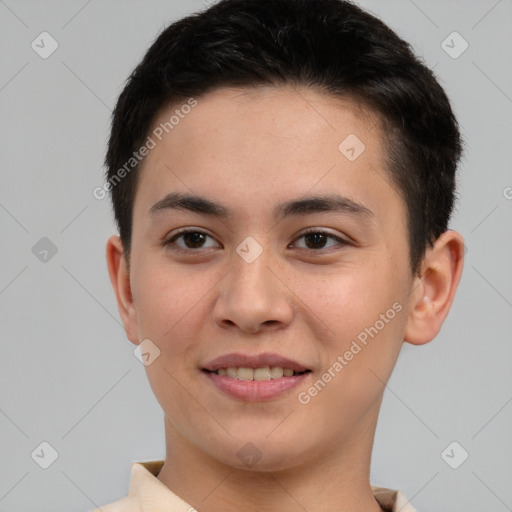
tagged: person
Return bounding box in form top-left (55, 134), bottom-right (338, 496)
top-left (99, 0), bottom-right (465, 510)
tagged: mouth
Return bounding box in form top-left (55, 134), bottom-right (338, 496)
top-left (201, 352), bottom-right (312, 401)
top-left (202, 366), bottom-right (311, 380)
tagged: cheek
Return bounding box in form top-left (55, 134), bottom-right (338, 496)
top-left (296, 265), bottom-right (386, 339)
top-left (299, 262), bottom-right (406, 374)
top-left (133, 261), bottom-right (207, 340)
top-left (135, 265), bottom-right (209, 422)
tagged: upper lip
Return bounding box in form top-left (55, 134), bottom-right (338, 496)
top-left (202, 352), bottom-right (310, 372)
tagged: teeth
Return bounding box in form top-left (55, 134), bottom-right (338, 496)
top-left (238, 367), bottom-right (254, 381)
top-left (269, 366), bottom-right (283, 379)
top-left (254, 367), bottom-right (271, 381)
top-left (214, 366), bottom-right (301, 380)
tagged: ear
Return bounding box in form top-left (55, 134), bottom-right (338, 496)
top-left (105, 235), bottom-right (139, 345)
top-left (404, 230), bottom-right (465, 345)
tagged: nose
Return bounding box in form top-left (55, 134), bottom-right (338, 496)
top-left (213, 247), bottom-right (294, 334)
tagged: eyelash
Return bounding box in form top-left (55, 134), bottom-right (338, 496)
top-left (162, 228), bottom-right (349, 253)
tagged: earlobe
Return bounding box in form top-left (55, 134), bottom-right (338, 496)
top-left (105, 235), bottom-right (140, 345)
top-left (403, 230), bottom-right (465, 346)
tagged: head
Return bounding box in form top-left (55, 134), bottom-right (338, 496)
top-left (105, 0), bottom-right (464, 472)
top-left (105, 0), bottom-right (463, 278)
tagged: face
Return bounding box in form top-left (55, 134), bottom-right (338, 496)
top-left (116, 85), bottom-right (419, 471)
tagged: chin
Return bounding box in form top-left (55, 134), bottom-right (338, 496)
top-left (206, 435), bottom-right (318, 473)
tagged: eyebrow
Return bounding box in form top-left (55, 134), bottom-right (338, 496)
top-left (148, 192), bottom-right (375, 222)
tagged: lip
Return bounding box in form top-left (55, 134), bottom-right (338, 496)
top-left (201, 352), bottom-right (312, 402)
top-left (203, 371), bottom-right (311, 401)
top-left (202, 352), bottom-right (310, 372)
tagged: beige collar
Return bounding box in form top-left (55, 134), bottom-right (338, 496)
top-left (128, 460), bottom-right (417, 512)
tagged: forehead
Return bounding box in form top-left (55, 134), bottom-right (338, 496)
top-left (133, 84), bottom-right (402, 227)
top-left (151, 85), bottom-right (381, 150)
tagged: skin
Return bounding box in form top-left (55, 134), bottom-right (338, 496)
top-left (106, 84), bottom-right (464, 512)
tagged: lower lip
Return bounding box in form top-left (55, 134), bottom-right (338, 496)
top-left (203, 371), bottom-right (310, 401)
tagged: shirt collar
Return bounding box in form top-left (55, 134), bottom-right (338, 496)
top-left (129, 460), bottom-right (417, 512)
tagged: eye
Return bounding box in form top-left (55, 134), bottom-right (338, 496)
top-left (163, 229), bottom-right (220, 251)
top-left (162, 228), bottom-right (349, 253)
top-left (292, 229), bottom-right (349, 251)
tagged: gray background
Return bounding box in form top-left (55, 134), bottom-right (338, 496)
top-left (1, 0), bottom-right (511, 511)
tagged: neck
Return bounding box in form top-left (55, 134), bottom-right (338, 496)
top-left (156, 407), bottom-right (385, 512)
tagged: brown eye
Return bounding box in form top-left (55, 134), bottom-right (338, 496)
top-left (293, 230), bottom-right (348, 251)
top-left (304, 232), bottom-right (328, 249)
top-left (164, 229), bottom-right (220, 251)
top-left (179, 231), bottom-right (207, 248)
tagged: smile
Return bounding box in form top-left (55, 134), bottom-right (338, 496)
top-left (206, 366), bottom-right (309, 380)
top-left (201, 352), bottom-right (313, 401)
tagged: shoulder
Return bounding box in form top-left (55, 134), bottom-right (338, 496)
top-left (371, 485), bottom-right (418, 512)
top-left (89, 495), bottom-right (139, 512)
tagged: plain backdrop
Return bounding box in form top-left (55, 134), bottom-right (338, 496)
top-left (1, 1), bottom-right (511, 511)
